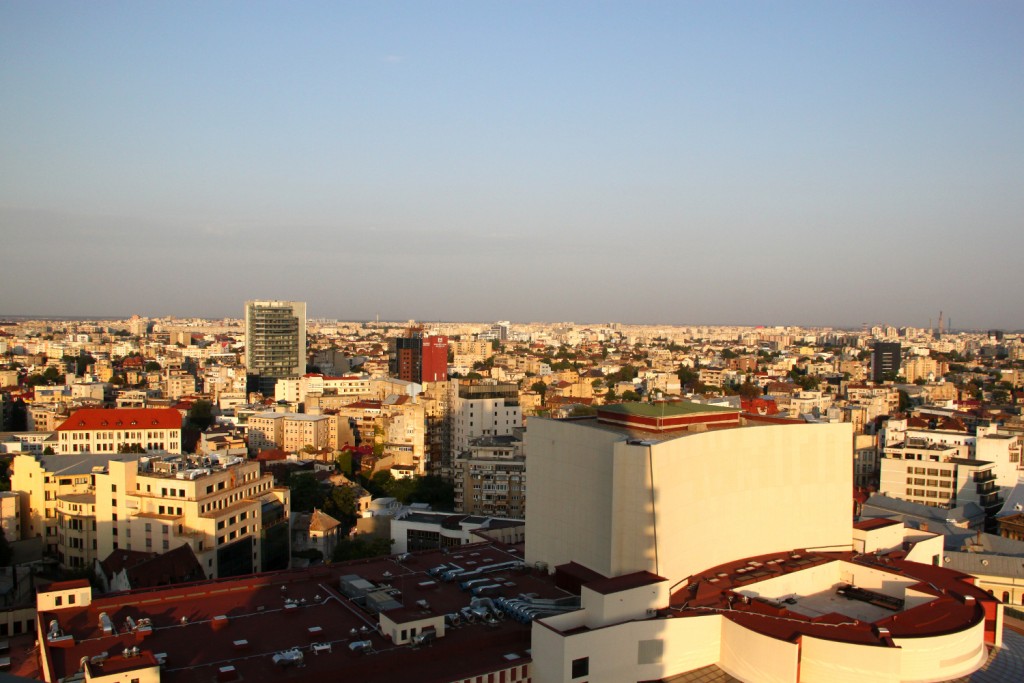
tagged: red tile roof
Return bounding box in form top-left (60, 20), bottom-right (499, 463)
top-left (56, 408), bottom-right (182, 432)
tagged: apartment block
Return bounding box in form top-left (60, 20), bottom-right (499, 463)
top-left (453, 434), bottom-right (525, 518)
top-left (12, 452), bottom-right (290, 576)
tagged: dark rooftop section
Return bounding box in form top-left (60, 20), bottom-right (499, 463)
top-left (37, 542), bottom-right (565, 683)
top-left (599, 402), bottom-right (737, 419)
top-left (853, 518), bottom-right (903, 531)
top-left (585, 571), bottom-right (666, 596)
top-left (597, 401), bottom-right (740, 433)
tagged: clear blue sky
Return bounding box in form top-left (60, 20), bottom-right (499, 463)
top-left (2, 2), bottom-right (1022, 328)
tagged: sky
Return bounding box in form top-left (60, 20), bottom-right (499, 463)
top-left (1, 2), bottom-right (1022, 329)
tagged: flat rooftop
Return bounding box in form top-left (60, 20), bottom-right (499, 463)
top-left (38, 542), bottom-right (566, 683)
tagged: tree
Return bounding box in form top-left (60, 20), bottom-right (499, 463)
top-left (118, 443), bottom-right (146, 453)
top-left (621, 390), bottom-right (640, 402)
top-left (144, 361), bottom-right (162, 372)
top-left (288, 472), bottom-right (326, 512)
top-left (676, 365), bottom-right (699, 389)
top-left (42, 366), bottom-right (63, 384)
top-left (408, 476), bottom-right (455, 510)
top-left (42, 446), bottom-right (55, 455)
top-left (530, 381), bottom-right (548, 395)
top-left (0, 530), bottom-right (12, 567)
top-left (323, 486), bottom-right (358, 532)
top-left (991, 389), bottom-right (1010, 404)
top-left (335, 451), bottom-right (353, 475)
top-left (187, 400), bottom-right (215, 431)
top-left (331, 537), bottom-right (393, 562)
top-left (736, 381), bottom-right (762, 400)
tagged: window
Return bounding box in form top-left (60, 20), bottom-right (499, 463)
top-left (571, 657), bottom-right (589, 678)
top-left (55, 596), bottom-right (62, 606)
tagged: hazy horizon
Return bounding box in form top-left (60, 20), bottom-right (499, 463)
top-left (3, 3), bottom-right (1022, 329)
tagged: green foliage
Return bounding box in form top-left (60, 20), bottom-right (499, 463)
top-left (465, 372), bottom-right (484, 380)
top-left (676, 365), bottom-right (699, 389)
top-left (362, 472), bottom-right (455, 510)
top-left (898, 390), bottom-right (912, 413)
top-left (604, 365), bottom-right (638, 385)
top-left (288, 472), bottom-right (326, 512)
top-left (63, 354), bottom-right (96, 376)
top-left (42, 366), bottom-right (63, 383)
top-left (991, 389), bottom-right (1010, 404)
top-left (117, 443), bottom-right (146, 453)
top-left (144, 361), bottom-right (162, 372)
top-left (325, 486), bottom-right (358, 519)
top-left (187, 400), bottom-right (215, 431)
top-left (331, 536), bottom-right (394, 562)
top-left (530, 381), bottom-right (548, 395)
top-left (788, 368), bottom-right (820, 391)
top-left (0, 531), bottom-right (15, 567)
top-left (621, 390), bottom-right (640, 402)
top-left (291, 548), bottom-right (324, 561)
top-left (736, 381), bottom-right (762, 400)
top-left (42, 446), bottom-right (55, 455)
top-left (335, 451), bottom-right (353, 475)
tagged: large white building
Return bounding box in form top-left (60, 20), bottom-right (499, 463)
top-left (523, 402), bottom-right (1002, 683)
top-left (448, 379), bottom-right (521, 478)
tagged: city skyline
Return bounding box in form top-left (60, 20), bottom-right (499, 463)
top-left (2, 3), bottom-right (1023, 328)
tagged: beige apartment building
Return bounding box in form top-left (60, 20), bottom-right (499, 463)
top-left (164, 371), bottom-right (196, 400)
top-left (11, 452), bottom-right (142, 556)
top-left (248, 411), bottom-right (332, 453)
top-left (12, 452), bottom-right (290, 577)
top-left (453, 434), bottom-right (525, 518)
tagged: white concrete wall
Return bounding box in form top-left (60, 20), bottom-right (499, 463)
top-left (638, 422), bottom-right (853, 583)
top-left (581, 580), bottom-right (668, 629)
top-left (800, 635), bottom-right (901, 683)
top-left (526, 420), bottom-right (853, 585)
top-left (854, 523), bottom-right (905, 554)
top-left (531, 613), bottom-right (722, 683)
top-left (718, 617), bottom-right (799, 683)
top-left (893, 618), bottom-right (987, 682)
top-left (525, 421), bottom-right (620, 576)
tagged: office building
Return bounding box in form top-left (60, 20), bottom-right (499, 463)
top-left (871, 341), bottom-right (901, 383)
top-left (388, 332), bottom-right (448, 384)
top-left (244, 300), bottom-right (306, 396)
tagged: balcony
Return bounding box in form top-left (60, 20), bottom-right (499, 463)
top-left (973, 470), bottom-right (997, 484)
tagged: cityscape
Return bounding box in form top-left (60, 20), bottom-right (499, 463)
top-left (0, 308), bottom-right (1022, 682)
top-left (3, 2), bottom-right (1024, 682)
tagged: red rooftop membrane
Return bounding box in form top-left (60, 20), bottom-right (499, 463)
top-left (595, 401), bottom-right (740, 432)
top-left (34, 542), bottom-right (553, 683)
top-left (56, 407), bottom-right (183, 431)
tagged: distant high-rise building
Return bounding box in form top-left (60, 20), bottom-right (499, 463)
top-left (389, 331), bottom-right (448, 384)
top-left (870, 341), bottom-right (901, 383)
top-left (244, 300), bottom-right (306, 396)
